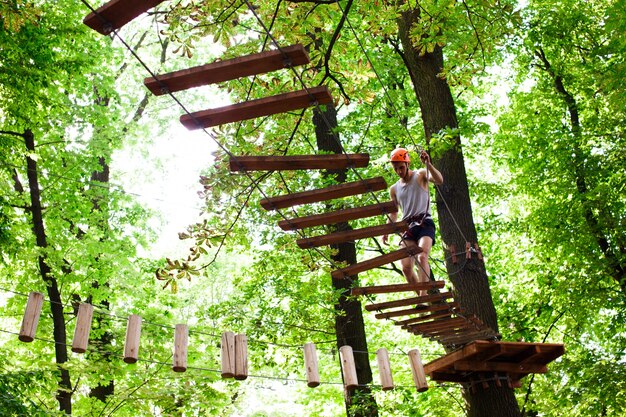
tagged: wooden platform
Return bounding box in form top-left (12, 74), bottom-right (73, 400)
top-left (145, 45), bottom-right (310, 95)
top-left (296, 221), bottom-right (407, 249)
top-left (260, 177), bottom-right (387, 211)
top-left (180, 86), bottom-right (333, 129)
top-left (424, 340), bottom-right (564, 387)
top-left (230, 153), bottom-right (369, 172)
top-left (84, 0), bottom-right (166, 34)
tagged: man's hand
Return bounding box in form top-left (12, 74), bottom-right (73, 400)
top-left (382, 234), bottom-right (389, 245)
top-left (420, 150), bottom-right (431, 165)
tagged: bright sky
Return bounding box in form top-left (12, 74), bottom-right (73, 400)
top-left (112, 122), bottom-right (216, 257)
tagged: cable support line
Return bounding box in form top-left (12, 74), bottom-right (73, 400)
top-left (1, 326), bottom-right (455, 390)
top-left (0, 286), bottom-right (449, 357)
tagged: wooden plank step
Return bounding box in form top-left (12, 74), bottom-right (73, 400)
top-left (296, 221), bottom-right (408, 249)
top-left (145, 45), bottom-right (310, 95)
top-left (365, 291), bottom-right (453, 311)
top-left (374, 302), bottom-right (459, 320)
top-left (280, 201), bottom-right (396, 231)
top-left (180, 86), bottom-right (333, 129)
top-left (331, 244), bottom-right (417, 279)
top-left (413, 318), bottom-right (473, 334)
top-left (84, 0), bottom-right (166, 34)
top-left (350, 281), bottom-right (445, 296)
top-left (436, 330), bottom-right (499, 346)
top-left (397, 311), bottom-right (455, 328)
top-left (230, 153), bottom-right (369, 172)
top-left (261, 177), bottom-right (386, 211)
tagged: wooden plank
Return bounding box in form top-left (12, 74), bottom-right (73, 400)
top-left (281, 201), bottom-right (396, 231)
top-left (398, 311), bottom-right (455, 328)
top-left (180, 86), bottom-right (333, 129)
top-left (84, 0), bottom-right (166, 35)
top-left (331, 245), bottom-right (419, 279)
top-left (436, 330), bottom-right (499, 346)
top-left (351, 280), bottom-right (445, 296)
top-left (146, 45), bottom-right (309, 95)
top-left (230, 153), bottom-right (369, 172)
top-left (261, 177), bottom-right (386, 211)
top-left (409, 316), bottom-right (469, 333)
top-left (366, 291), bottom-right (453, 311)
top-left (296, 221), bottom-right (408, 249)
top-left (375, 302), bottom-right (459, 320)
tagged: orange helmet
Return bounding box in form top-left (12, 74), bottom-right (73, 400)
top-left (390, 148), bottom-right (410, 163)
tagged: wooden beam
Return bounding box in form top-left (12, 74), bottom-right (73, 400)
top-left (351, 281), bottom-right (445, 296)
top-left (397, 311), bottom-right (455, 328)
top-left (409, 317), bottom-right (469, 333)
top-left (261, 177), bottom-right (387, 211)
top-left (424, 342), bottom-right (481, 375)
top-left (230, 153), bottom-right (369, 172)
top-left (331, 245), bottom-right (419, 279)
top-left (281, 201), bottom-right (396, 231)
top-left (453, 361), bottom-right (548, 374)
top-left (84, 0), bottom-right (166, 35)
top-left (366, 291), bottom-right (453, 311)
top-left (375, 302), bottom-right (459, 320)
top-left (436, 330), bottom-right (499, 346)
top-left (428, 371), bottom-right (468, 383)
top-left (180, 86), bottom-right (333, 129)
top-left (145, 45), bottom-right (309, 95)
top-left (296, 221), bottom-right (408, 249)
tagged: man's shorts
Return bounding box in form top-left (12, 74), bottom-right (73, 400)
top-left (401, 218), bottom-right (436, 246)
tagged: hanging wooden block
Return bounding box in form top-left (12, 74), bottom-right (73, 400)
top-left (71, 303), bottom-right (94, 353)
top-left (123, 314), bottom-right (142, 364)
top-left (376, 348), bottom-right (394, 391)
top-left (339, 345), bottom-right (358, 389)
top-left (221, 331), bottom-right (236, 378)
top-left (303, 342), bottom-right (320, 388)
top-left (173, 324), bottom-right (188, 372)
top-left (83, 0), bottom-right (167, 35)
top-left (18, 292), bottom-right (44, 342)
top-left (180, 86), bottom-right (333, 129)
top-left (145, 44), bottom-right (310, 95)
top-left (234, 334), bottom-right (248, 380)
top-left (408, 348), bottom-right (429, 392)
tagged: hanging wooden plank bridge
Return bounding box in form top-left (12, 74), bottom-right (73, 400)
top-left (79, 0), bottom-right (564, 392)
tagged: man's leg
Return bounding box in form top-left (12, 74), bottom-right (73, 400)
top-left (399, 240), bottom-right (419, 285)
top-left (416, 236), bottom-right (434, 286)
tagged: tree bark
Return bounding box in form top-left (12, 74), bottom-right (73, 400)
top-left (313, 106), bottom-right (378, 417)
top-left (397, 7), bottom-right (521, 417)
top-left (24, 129), bottom-right (72, 414)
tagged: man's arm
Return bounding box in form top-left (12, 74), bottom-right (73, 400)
top-left (420, 150), bottom-right (444, 185)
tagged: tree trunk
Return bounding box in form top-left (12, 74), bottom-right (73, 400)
top-left (87, 157), bottom-right (115, 402)
top-left (397, 8), bottom-right (521, 417)
top-left (24, 129), bottom-right (72, 414)
top-left (313, 106), bottom-right (378, 417)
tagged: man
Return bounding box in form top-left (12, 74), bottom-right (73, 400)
top-left (382, 148), bottom-right (444, 295)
